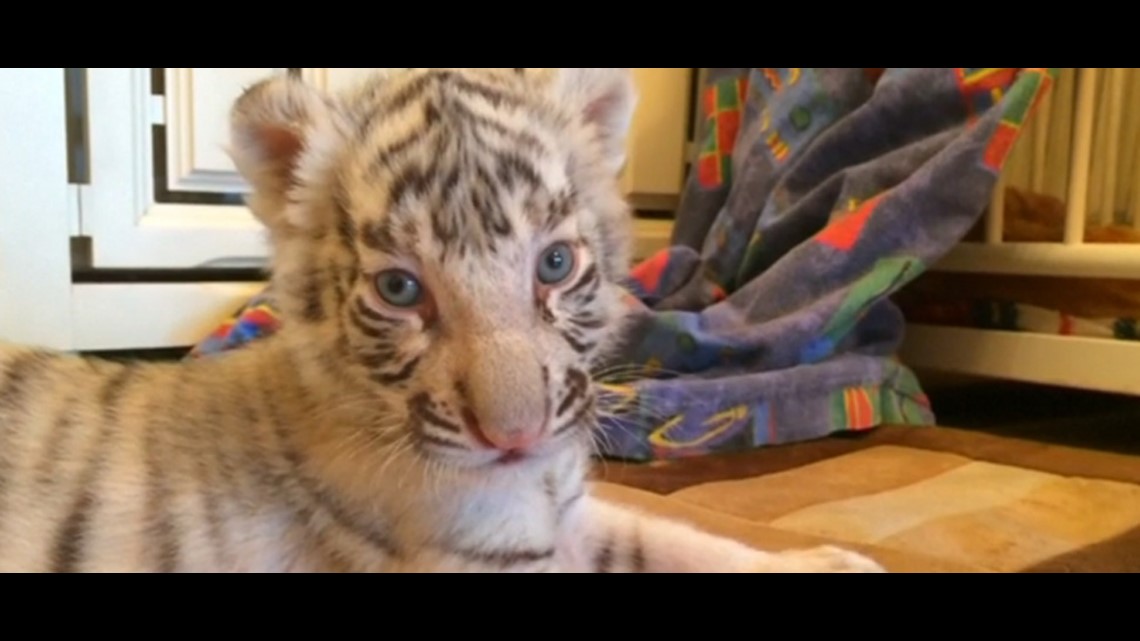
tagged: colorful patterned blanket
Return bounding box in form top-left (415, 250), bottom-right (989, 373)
top-left (190, 68), bottom-right (1057, 462)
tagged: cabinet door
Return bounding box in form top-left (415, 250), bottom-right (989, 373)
top-left (79, 68), bottom-right (289, 269)
top-left (79, 68), bottom-right (400, 270)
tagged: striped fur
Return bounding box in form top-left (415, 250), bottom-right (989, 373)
top-left (0, 69), bottom-right (883, 573)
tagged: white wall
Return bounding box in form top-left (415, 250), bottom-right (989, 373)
top-left (0, 68), bottom-right (73, 350)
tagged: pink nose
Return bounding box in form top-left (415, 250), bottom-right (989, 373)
top-left (481, 429), bottom-right (541, 452)
top-left (463, 410), bottom-right (543, 452)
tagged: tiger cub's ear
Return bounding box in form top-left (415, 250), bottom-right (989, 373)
top-left (540, 68), bottom-right (638, 176)
top-left (228, 75), bottom-right (349, 234)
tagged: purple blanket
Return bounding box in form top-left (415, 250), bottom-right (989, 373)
top-left (190, 68), bottom-right (1057, 462)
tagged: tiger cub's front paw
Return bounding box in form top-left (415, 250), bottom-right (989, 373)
top-left (753, 545), bottom-right (887, 573)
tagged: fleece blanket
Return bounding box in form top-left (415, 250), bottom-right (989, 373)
top-left (190, 68), bottom-right (1058, 462)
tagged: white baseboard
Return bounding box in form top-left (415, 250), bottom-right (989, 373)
top-left (72, 282), bottom-right (267, 352)
top-left (901, 324), bottom-right (1140, 396)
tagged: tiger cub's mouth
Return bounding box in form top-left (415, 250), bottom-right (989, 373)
top-left (406, 391), bottom-right (582, 469)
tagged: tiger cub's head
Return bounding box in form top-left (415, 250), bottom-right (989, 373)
top-left (229, 68), bottom-right (637, 470)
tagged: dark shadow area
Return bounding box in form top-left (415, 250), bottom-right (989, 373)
top-left (919, 371), bottom-right (1140, 456)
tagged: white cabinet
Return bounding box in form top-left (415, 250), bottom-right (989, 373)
top-left (81, 68), bottom-right (281, 270)
top-left (80, 68), bottom-right (394, 271)
top-left (0, 68), bottom-right (693, 352)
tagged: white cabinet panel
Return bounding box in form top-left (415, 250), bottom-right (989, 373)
top-left (81, 68), bottom-right (274, 269)
top-left (166, 68), bottom-right (286, 193)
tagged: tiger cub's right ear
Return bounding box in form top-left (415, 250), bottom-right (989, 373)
top-left (228, 75), bottom-right (348, 234)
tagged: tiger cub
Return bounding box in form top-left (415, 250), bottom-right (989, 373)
top-left (0, 68), bottom-right (884, 573)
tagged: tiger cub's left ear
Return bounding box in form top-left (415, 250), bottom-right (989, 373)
top-left (547, 68), bottom-right (638, 176)
top-left (228, 75), bottom-right (347, 233)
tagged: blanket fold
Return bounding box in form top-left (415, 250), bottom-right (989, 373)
top-left (601, 68), bottom-right (1056, 460)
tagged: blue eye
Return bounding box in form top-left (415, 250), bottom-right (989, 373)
top-left (375, 270), bottom-right (423, 308)
top-left (537, 242), bottom-right (576, 285)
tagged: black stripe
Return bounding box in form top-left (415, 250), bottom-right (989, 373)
top-left (556, 380), bottom-right (583, 418)
top-left (567, 315), bottom-right (605, 330)
top-left (370, 126), bottom-right (437, 176)
top-left (337, 214), bottom-right (358, 251)
top-left (412, 428), bottom-right (467, 451)
top-left (447, 546), bottom-right (555, 569)
top-left (630, 529), bottom-right (647, 573)
top-left (563, 264), bottom-right (598, 297)
top-left (331, 274), bottom-right (349, 311)
top-left (388, 164), bottom-right (429, 209)
top-left (544, 188), bottom-right (577, 229)
top-left (554, 397), bottom-right (595, 438)
top-left (410, 394), bottom-right (462, 433)
top-left (223, 381), bottom-right (268, 514)
top-left (556, 489), bottom-right (585, 522)
top-left (237, 387), bottom-right (291, 512)
top-left (32, 395), bottom-right (77, 491)
top-left (400, 218), bottom-right (420, 248)
top-left (495, 152), bottom-right (543, 192)
top-left (472, 163), bottom-right (513, 239)
top-left (358, 72), bottom-right (442, 137)
top-left (370, 357), bottom-right (421, 386)
top-left (196, 393), bottom-right (232, 569)
top-left (349, 305), bottom-right (393, 340)
top-left (142, 386), bottom-right (180, 573)
top-left (430, 202), bottom-right (460, 255)
top-left (51, 489), bottom-right (95, 573)
top-left (359, 348), bottom-right (397, 369)
top-left (438, 165), bottom-right (463, 208)
top-left (560, 331), bottom-right (594, 354)
top-left (541, 366), bottom-right (552, 426)
top-left (333, 185), bottom-right (357, 250)
top-left (298, 268), bottom-right (327, 323)
top-left (0, 351), bottom-right (51, 533)
top-left (423, 98), bottom-right (441, 127)
top-left (594, 536), bottom-right (615, 573)
top-left (50, 364), bottom-right (137, 573)
top-left (354, 297), bottom-right (390, 323)
top-left (361, 221), bottom-right (397, 254)
top-left (387, 71), bottom-right (449, 112)
top-left (558, 369), bottom-right (592, 419)
top-left (448, 75), bottom-right (526, 111)
top-left (0, 350), bottom-right (49, 408)
top-left (575, 290), bottom-right (598, 307)
top-left (448, 98), bottom-right (546, 154)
